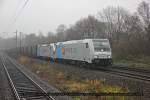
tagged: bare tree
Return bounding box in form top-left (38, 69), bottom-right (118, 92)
top-left (46, 31), bottom-right (57, 43)
top-left (138, 1), bottom-right (150, 27)
top-left (24, 33), bottom-right (38, 46)
top-left (98, 6), bottom-right (130, 41)
top-left (65, 15), bottom-right (106, 40)
top-left (137, 1), bottom-right (150, 54)
top-left (56, 24), bottom-right (67, 42)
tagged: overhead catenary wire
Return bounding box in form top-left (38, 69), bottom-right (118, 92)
top-left (13, 0), bottom-right (29, 23)
top-left (4, 0), bottom-right (29, 33)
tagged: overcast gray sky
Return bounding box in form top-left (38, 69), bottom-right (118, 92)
top-left (0, 0), bottom-right (147, 37)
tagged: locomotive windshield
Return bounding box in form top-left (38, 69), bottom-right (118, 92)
top-left (93, 40), bottom-right (110, 52)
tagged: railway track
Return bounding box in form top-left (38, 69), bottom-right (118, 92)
top-left (28, 56), bottom-right (150, 83)
top-left (113, 65), bottom-right (150, 75)
top-left (1, 54), bottom-right (56, 100)
top-left (0, 58), bottom-right (16, 100)
top-left (67, 61), bottom-right (150, 82)
top-left (3, 53), bottom-right (149, 98)
top-left (96, 66), bottom-right (150, 82)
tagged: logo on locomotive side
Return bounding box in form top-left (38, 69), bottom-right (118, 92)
top-left (62, 48), bottom-right (65, 55)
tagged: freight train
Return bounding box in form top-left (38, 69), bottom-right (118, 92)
top-left (10, 39), bottom-right (112, 65)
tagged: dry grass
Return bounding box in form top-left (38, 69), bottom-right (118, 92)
top-left (19, 56), bottom-right (29, 65)
top-left (18, 56), bottom-right (131, 100)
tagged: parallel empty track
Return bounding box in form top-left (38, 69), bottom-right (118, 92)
top-left (95, 66), bottom-right (150, 82)
top-left (1, 55), bottom-right (55, 100)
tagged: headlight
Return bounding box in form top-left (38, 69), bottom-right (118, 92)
top-left (94, 55), bottom-right (98, 58)
top-left (107, 55), bottom-right (111, 58)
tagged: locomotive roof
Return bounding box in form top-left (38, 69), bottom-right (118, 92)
top-left (62, 39), bottom-right (109, 44)
top-left (38, 39), bottom-right (109, 46)
top-left (37, 44), bottom-right (51, 46)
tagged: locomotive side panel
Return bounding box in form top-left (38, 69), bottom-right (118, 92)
top-left (59, 41), bottom-right (92, 63)
top-left (37, 45), bottom-right (50, 57)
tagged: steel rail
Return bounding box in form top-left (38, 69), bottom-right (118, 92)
top-left (7, 56), bottom-right (55, 100)
top-left (1, 57), bottom-right (21, 100)
top-left (1, 54), bottom-right (56, 100)
top-left (97, 66), bottom-right (150, 82)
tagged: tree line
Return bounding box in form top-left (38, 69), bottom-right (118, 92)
top-left (0, 1), bottom-right (150, 58)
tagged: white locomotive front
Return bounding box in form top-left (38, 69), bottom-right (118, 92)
top-left (91, 39), bottom-right (112, 65)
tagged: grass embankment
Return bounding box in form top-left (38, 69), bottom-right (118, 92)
top-left (114, 55), bottom-right (150, 69)
top-left (18, 56), bottom-right (131, 100)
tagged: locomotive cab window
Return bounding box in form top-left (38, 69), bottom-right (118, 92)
top-left (85, 43), bottom-right (89, 48)
top-left (92, 40), bottom-right (110, 52)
